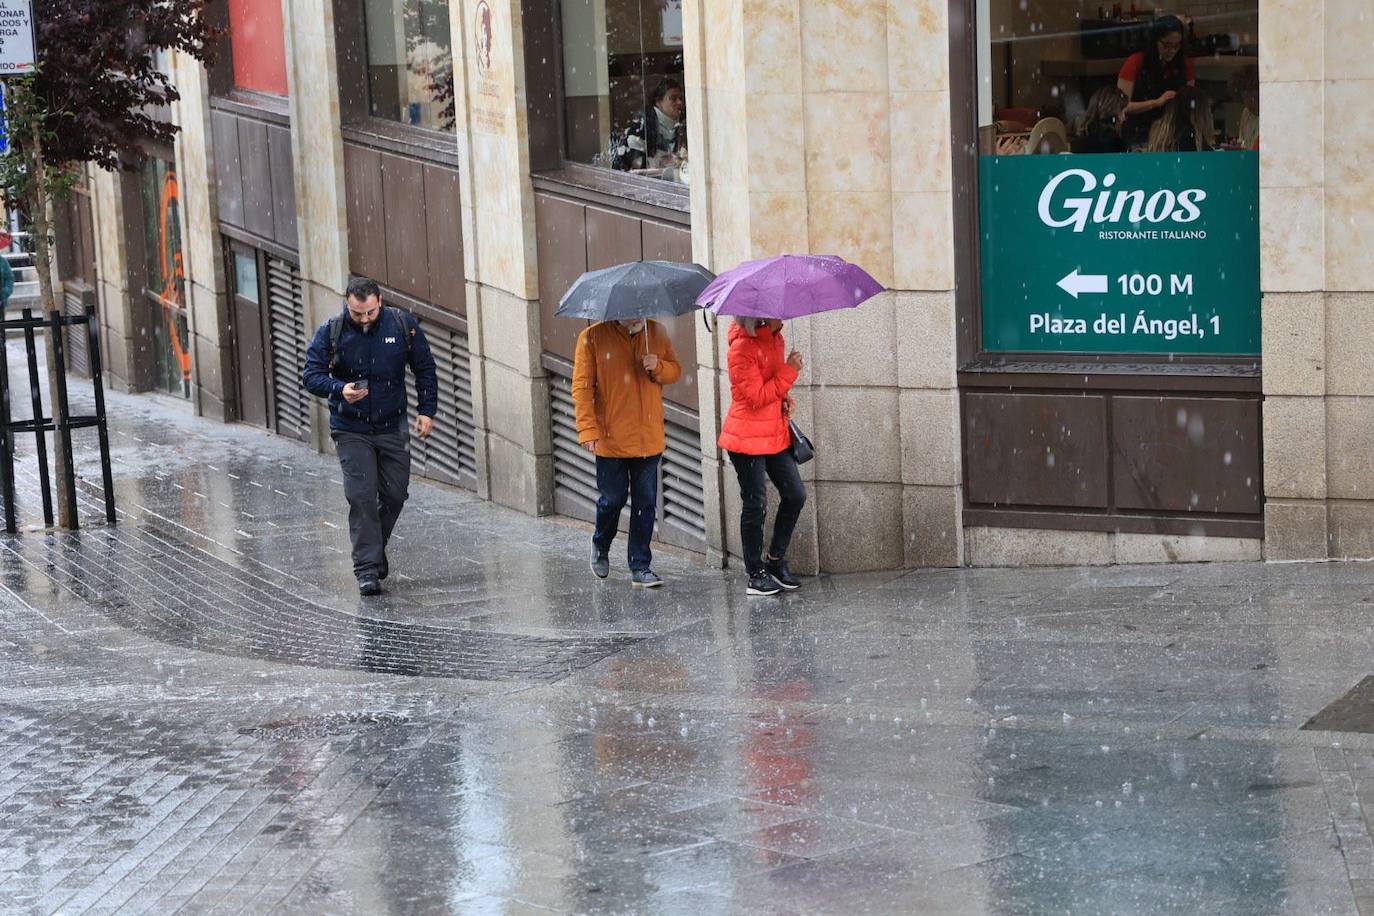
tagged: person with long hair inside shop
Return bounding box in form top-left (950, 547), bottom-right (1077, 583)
top-left (1071, 86), bottom-right (1129, 154)
top-left (1145, 86), bottom-right (1217, 153)
top-left (1117, 14), bottom-right (1195, 149)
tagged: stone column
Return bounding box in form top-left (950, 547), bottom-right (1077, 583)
top-left (89, 167), bottom-right (139, 393)
top-left (1258, 1), bottom-right (1327, 560)
top-left (283, 0), bottom-right (351, 451)
top-left (170, 50), bottom-right (235, 422)
top-left (892, 1), bottom-right (964, 569)
top-left (450, 0), bottom-right (553, 515)
top-left (1317, 4), bottom-right (1374, 559)
top-left (1259, 2), bottom-right (1374, 561)
top-left (685, 0), bottom-right (962, 573)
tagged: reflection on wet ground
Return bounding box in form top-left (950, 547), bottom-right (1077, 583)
top-left (2, 360), bottom-right (1374, 913)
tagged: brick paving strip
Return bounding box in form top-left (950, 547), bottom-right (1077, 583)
top-left (0, 518), bottom-right (640, 683)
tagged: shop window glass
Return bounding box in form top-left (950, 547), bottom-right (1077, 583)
top-left (234, 251), bottom-right (260, 304)
top-left (141, 157), bottom-right (192, 399)
top-left (560, 0), bottom-right (688, 185)
top-left (363, 0), bottom-right (454, 131)
top-left (975, 2), bottom-right (1259, 357)
top-left (228, 0), bottom-right (289, 96)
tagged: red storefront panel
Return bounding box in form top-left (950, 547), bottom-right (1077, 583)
top-left (228, 0), bottom-right (288, 96)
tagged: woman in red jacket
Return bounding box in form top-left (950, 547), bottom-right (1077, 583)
top-left (718, 317), bottom-right (806, 596)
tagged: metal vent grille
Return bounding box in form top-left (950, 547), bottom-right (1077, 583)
top-left (63, 287), bottom-right (92, 378)
top-left (406, 321), bottom-right (478, 490)
top-left (265, 257), bottom-right (311, 442)
top-left (660, 414), bottom-right (707, 548)
top-left (549, 371), bottom-right (599, 516)
top-left (546, 361), bottom-right (706, 553)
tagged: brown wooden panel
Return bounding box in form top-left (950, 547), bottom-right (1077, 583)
top-left (641, 220), bottom-right (692, 263)
top-left (964, 392), bottom-right (1109, 509)
top-left (234, 295), bottom-right (269, 428)
top-left (77, 193), bottom-right (97, 287)
top-left (1111, 396), bottom-right (1262, 514)
top-left (641, 220), bottom-right (698, 410)
top-left (343, 143), bottom-right (387, 282)
top-left (585, 205), bottom-right (642, 272)
top-left (423, 164), bottom-right (465, 315)
top-left (211, 110), bottom-right (244, 229)
top-left (535, 193), bottom-right (588, 360)
top-left (649, 315), bottom-right (699, 410)
top-left (266, 125), bottom-right (298, 251)
top-left (236, 119), bottom-right (275, 240)
top-left (380, 152), bottom-right (429, 301)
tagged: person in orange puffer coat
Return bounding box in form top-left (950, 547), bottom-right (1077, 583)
top-left (718, 318), bottom-right (807, 596)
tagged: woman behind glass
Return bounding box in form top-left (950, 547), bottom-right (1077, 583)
top-left (1117, 15), bottom-right (1195, 149)
top-left (1071, 86), bottom-right (1129, 154)
top-left (605, 78), bottom-right (687, 172)
top-left (719, 318), bottom-right (806, 597)
top-left (1145, 87), bottom-right (1217, 153)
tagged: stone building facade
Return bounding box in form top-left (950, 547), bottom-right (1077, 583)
top-left (77, 0), bottom-right (1374, 571)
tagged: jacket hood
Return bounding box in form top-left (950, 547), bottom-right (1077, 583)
top-left (727, 321), bottom-right (778, 345)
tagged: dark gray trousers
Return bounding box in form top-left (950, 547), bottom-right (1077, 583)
top-left (333, 430), bottom-right (411, 580)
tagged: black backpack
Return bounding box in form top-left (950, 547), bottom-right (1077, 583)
top-left (326, 306), bottom-right (415, 373)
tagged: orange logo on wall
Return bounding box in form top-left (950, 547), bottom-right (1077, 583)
top-left (158, 168), bottom-right (192, 392)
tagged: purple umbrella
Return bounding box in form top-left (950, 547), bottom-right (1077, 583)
top-left (695, 255), bottom-right (885, 319)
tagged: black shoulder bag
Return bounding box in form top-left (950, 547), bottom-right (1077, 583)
top-left (788, 420), bottom-right (814, 465)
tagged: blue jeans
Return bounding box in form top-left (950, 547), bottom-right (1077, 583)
top-left (593, 455), bottom-right (660, 572)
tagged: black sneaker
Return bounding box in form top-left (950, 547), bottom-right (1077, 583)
top-left (747, 572), bottom-right (782, 596)
top-left (631, 569), bottom-right (663, 588)
top-left (359, 577), bottom-right (382, 597)
top-left (379, 554), bottom-right (389, 581)
top-left (591, 541), bottom-right (609, 579)
top-left (765, 557), bottom-right (800, 590)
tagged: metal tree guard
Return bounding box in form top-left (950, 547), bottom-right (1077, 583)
top-left (0, 304), bottom-right (116, 532)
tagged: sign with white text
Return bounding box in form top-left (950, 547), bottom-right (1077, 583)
top-left (978, 152), bottom-right (1260, 355)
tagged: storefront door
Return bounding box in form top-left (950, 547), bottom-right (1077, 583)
top-left (228, 242), bottom-right (270, 428)
top-left (140, 155), bottom-right (192, 400)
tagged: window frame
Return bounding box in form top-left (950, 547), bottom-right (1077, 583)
top-left (948, 0), bottom-right (1260, 382)
top-left (525, 0), bottom-right (690, 213)
top-left (138, 150), bottom-right (193, 398)
top-left (334, 0), bottom-right (462, 160)
top-left (206, 1), bottom-right (290, 106)
top-left (137, 152), bottom-right (188, 317)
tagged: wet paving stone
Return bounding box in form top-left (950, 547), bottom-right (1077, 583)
top-left (2, 347), bottom-right (1374, 912)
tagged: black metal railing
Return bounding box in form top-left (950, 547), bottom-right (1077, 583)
top-left (0, 304), bottom-right (115, 532)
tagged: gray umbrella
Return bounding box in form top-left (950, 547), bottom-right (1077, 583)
top-left (556, 260), bottom-right (715, 322)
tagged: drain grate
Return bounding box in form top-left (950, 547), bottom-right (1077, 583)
top-left (1302, 675), bottom-right (1374, 734)
top-left (239, 712), bottom-right (411, 741)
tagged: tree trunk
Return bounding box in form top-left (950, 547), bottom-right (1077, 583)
top-left (29, 132), bottom-right (74, 529)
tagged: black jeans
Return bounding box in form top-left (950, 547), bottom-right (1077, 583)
top-left (593, 455), bottom-right (660, 572)
top-left (729, 449), bottom-right (806, 575)
top-left (333, 430), bottom-right (411, 580)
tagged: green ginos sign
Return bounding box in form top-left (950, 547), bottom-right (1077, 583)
top-left (978, 152), bottom-right (1260, 355)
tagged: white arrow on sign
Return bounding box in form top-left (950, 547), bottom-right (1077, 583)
top-left (1057, 269), bottom-right (1109, 300)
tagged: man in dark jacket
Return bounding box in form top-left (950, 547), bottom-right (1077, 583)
top-left (302, 277), bottom-right (438, 596)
